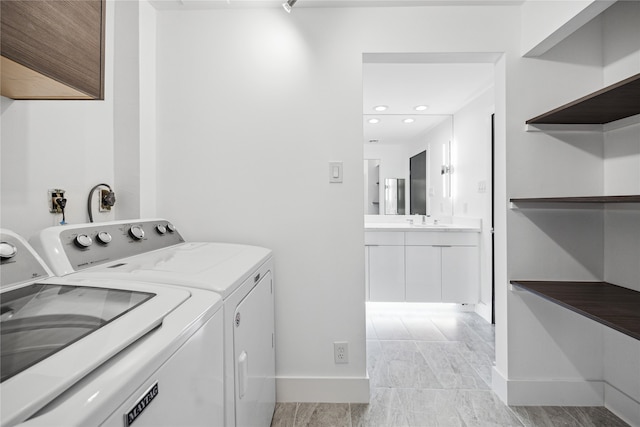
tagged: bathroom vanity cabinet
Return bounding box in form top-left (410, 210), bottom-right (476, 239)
top-left (365, 229), bottom-right (480, 304)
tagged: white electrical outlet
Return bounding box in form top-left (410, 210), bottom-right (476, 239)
top-left (48, 189), bottom-right (66, 213)
top-left (334, 341), bottom-right (348, 364)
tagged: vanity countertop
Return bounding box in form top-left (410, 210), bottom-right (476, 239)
top-left (365, 223), bottom-right (481, 232)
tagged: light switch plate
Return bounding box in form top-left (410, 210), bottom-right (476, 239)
top-left (329, 162), bottom-right (343, 183)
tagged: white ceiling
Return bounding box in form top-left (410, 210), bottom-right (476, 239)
top-left (150, 0), bottom-right (523, 10)
top-left (362, 62), bottom-right (495, 145)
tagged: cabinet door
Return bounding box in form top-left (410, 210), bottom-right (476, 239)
top-left (441, 246), bottom-right (479, 303)
top-left (368, 245), bottom-right (405, 302)
top-left (405, 246), bottom-right (441, 302)
top-left (233, 272), bottom-right (276, 427)
top-left (1, 0), bottom-right (105, 99)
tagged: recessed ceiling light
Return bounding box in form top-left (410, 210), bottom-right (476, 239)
top-left (373, 105), bottom-right (388, 112)
top-left (403, 118), bottom-right (415, 124)
top-left (414, 105), bottom-right (429, 111)
top-left (368, 118), bottom-right (380, 124)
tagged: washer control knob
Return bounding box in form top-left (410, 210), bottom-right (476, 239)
top-left (166, 223), bottom-right (176, 233)
top-left (96, 231), bottom-right (112, 244)
top-left (74, 234), bottom-right (93, 248)
top-left (156, 224), bottom-right (167, 235)
top-left (129, 225), bottom-right (145, 241)
top-left (0, 242), bottom-right (18, 259)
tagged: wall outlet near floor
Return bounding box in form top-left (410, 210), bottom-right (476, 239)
top-left (334, 341), bottom-right (348, 364)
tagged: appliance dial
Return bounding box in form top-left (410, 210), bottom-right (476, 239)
top-left (0, 242), bottom-right (17, 259)
top-left (129, 225), bottom-right (145, 241)
top-left (167, 223), bottom-right (176, 233)
top-left (96, 231), bottom-right (112, 244)
top-left (74, 234), bottom-right (93, 248)
top-left (156, 224), bottom-right (167, 235)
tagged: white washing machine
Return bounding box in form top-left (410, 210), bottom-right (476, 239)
top-left (0, 229), bottom-right (224, 427)
top-left (30, 219), bottom-right (276, 427)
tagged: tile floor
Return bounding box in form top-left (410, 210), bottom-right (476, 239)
top-left (271, 303), bottom-right (630, 427)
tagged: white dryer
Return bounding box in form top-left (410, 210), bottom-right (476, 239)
top-left (0, 229), bottom-right (224, 427)
top-left (30, 219), bottom-right (276, 427)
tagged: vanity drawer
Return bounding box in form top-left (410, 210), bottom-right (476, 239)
top-left (405, 231), bottom-right (478, 246)
top-left (365, 231), bottom-right (404, 246)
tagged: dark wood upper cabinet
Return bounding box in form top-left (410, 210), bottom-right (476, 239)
top-left (1, 0), bottom-right (105, 100)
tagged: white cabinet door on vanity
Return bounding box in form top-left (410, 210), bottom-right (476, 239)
top-left (369, 245), bottom-right (405, 301)
top-left (405, 246), bottom-right (441, 302)
top-left (441, 246), bottom-right (478, 303)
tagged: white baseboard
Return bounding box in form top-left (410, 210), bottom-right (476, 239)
top-left (474, 301), bottom-right (492, 323)
top-left (493, 368), bottom-right (640, 425)
top-left (492, 366), bottom-right (508, 403)
top-left (276, 376), bottom-right (370, 403)
top-left (491, 368), bottom-right (603, 405)
top-left (605, 383), bottom-right (640, 427)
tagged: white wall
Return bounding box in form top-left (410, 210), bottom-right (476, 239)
top-left (1, 2), bottom-right (116, 237)
top-left (497, 8), bottom-right (607, 403)
top-left (601, 3), bottom-right (640, 424)
top-left (113, 1), bottom-right (158, 220)
top-left (154, 5), bottom-right (519, 402)
top-left (521, 0), bottom-right (614, 57)
top-left (452, 86), bottom-right (494, 318)
top-left (139, 1), bottom-right (158, 219)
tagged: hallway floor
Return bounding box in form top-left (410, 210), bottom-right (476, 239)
top-left (271, 303), bottom-right (630, 427)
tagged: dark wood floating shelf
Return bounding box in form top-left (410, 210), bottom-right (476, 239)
top-left (510, 195), bottom-right (640, 204)
top-left (511, 281), bottom-right (640, 341)
top-left (526, 73), bottom-right (640, 125)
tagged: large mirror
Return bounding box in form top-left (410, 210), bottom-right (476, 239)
top-left (363, 58), bottom-right (454, 217)
top-left (363, 115), bottom-right (452, 217)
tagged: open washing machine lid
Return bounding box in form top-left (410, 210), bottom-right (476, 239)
top-left (0, 278), bottom-right (192, 426)
top-left (0, 229), bottom-right (196, 426)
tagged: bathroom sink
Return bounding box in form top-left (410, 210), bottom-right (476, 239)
top-left (365, 222), bottom-right (458, 229)
top-left (411, 223), bottom-right (455, 228)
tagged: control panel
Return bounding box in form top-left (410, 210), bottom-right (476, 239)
top-left (58, 220), bottom-right (185, 272)
top-left (1, 231), bottom-right (51, 288)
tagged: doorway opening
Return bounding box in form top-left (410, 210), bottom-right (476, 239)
top-left (363, 53), bottom-right (503, 323)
